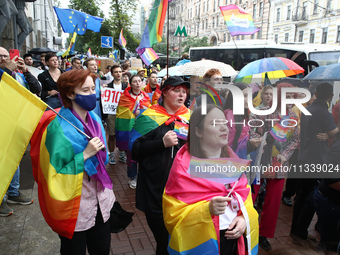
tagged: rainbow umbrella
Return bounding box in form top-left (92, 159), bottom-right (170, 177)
top-left (235, 57), bottom-right (304, 84)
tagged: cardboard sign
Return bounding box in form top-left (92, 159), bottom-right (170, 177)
top-left (101, 87), bottom-right (123, 114)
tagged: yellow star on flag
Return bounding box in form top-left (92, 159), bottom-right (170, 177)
top-left (71, 11), bottom-right (74, 14)
top-left (69, 16), bottom-right (72, 19)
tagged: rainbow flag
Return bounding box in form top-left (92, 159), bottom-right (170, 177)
top-left (30, 107), bottom-right (110, 238)
top-left (174, 121), bottom-right (188, 140)
top-left (136, 47), bottom-right (159, 66)
top-left (129, 104), bottom-right (190, 151)
top-left (119, 28), bottom-right (127, 50)
top-left (269, 116), bottom-right (297, 142)
top-left (0, 69), bottom-right (47, 202)
top-left (138, 0), bottom-right (168, 49)
top-left (116, 88), bottom-right (151, 150)
top-left (87, 47), bottom-right (92, 57)
top-left (189, 156), bottom-right (251, 184)
top-left (62, 27), bottom-right (77, 58)
top-left (220, 5), bottom-right (260, 36)
top-left (163, 145), bottom-right (259, 255)
top-left (151, 88), bottom-right (161, 105)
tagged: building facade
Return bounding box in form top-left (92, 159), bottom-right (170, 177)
top-left (0, 0), bottom-right (59, 55)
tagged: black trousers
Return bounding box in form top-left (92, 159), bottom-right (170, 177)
top-left (291, 177), bottom-right (318, 239)
top-left (145, 213), bottom-right (169, 255)
top-left (282, 149), bottom-right (299, 198)
top-left (59, 208), bottom-right (111, 255)
top-left (220, 230), bottom-right (238, 255)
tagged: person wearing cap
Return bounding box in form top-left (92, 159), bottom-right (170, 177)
top-left (129, 76), bottom-right (190, 255)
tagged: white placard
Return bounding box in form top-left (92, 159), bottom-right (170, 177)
top-left (101, 87), bottom-right (123, 114)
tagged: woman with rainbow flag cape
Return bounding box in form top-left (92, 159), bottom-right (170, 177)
top-left (224, 82), bottom-right (262, 161)
top-left (129, 76), bottom-right (190, 255)
top-left (163, 105), bottom-right (259, 255)
top-left (115, 75), bottom-right (151, 189)
top-left (31, 69), bottom-right (115, 254)
top-left (249, 82), bottom-right (299, 251)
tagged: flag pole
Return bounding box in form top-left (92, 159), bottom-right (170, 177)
top-left (166, 0), bottom-right (169, 77)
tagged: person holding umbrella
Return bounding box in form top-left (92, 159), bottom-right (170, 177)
top-left (130, 76), bottom-right (190, 255)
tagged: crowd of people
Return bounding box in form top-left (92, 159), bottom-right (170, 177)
top-left (1, 45), bottom-right (339, 255)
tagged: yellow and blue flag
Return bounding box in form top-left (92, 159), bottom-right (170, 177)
top-left (0, 69), bottom-right (47, 202)
top-left (62, 27), bottom-right (77, 58)
top-left (53, 6), bottom-right (103, 35)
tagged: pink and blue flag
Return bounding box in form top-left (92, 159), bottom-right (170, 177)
top-left (136, 47), bottom-right (159, 66)
top-left (220, 4), bottom-right (260, 36)
top-left (119, 28), bottom-right (126, 50)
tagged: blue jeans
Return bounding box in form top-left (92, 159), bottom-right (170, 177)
top-left (314, 188), bottom-right (340, 251)
top-left (2, 166), bottom-right (20, 203)
top-left (126, 150), bottom-right (137, 180)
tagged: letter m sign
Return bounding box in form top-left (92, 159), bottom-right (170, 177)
top-left (174, 26), bottom-right (187, 37)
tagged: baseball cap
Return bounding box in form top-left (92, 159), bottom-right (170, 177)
top-left (161, 76), bottom-right (190, 90)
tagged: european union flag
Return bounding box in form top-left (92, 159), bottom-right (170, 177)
top-left (53, 7), bottom-right (104, 35)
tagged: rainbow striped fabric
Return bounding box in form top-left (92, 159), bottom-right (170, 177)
top-left (136, 47), bottom-right (159, 66)
top-left (138, 0), bottom-right (168, 49)
top-left (269, 116), bottom-right (297, 142)
top-left (174, 121), bottom-right (188, 140)
top-left (188, 156), bottom-right (251, 184)
top-left (129, 104), bottom-right (190, 151)
top-left (30, 107), bottom-right (110, 239)
top-left (220, 5), bottom-right (260, 36)
top-left (116, 88), bottom-right (151, 151)
top-left (119, 28), bottom-right (126, 50)
top-left (87, 47), bottom-right (92, 57)
top-left (163, 145), bottom-right (259, 255)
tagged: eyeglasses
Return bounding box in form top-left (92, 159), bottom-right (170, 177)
top-left (0, 55), bottom-right (9, 59)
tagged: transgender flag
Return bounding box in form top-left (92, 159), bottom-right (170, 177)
top-left (119, 28), bottom-right (126, 50)
top-left (220, 4), bottom-right (260, 36)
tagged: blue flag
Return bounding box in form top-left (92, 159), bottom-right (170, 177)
top-left (53, 7), bottom-right (104, 35)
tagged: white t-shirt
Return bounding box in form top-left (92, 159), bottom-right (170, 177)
top-left (113, 82), bottom-right (122, 91)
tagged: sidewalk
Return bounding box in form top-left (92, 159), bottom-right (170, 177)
top-left (0, 148), bottom-right (336, 255)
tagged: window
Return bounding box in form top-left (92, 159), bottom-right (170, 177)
top-left (299, 31), bottom-right (304, 42)
top-left (207, 1), bottom-right (209, 11)
top-left (228, 33), bottom-right (231, 41)
top-left (313, 0), bottom-right (319, 14)
top-left (327, 0), bottom-right (332, 11)
top-left (213, 17), bottom-right (215, 27)
top-left (337, 26), bottom-right (340, 42)
top-left (259, 2), bottom-right (263, 17)
top-left (217, 15), bottom-right (219, 26)
top-left (253, 4), bottom-right (257, 19)
top-left (251, 34), bottom-right (255, 39)
top-left (257, 29), bottom-right (262, 39)
top-left (206, 19), bottom-right (208, 29)
top-left (203, 2), bottom-right (205, 12)
top-left (202, 20), bottom-right (204, 30)
top-left (214, 0), bottom-right (216, 12)
top-left (275, 34), bottom-right (278, 43)
top-left (302, 2), bottom-right (307, 19)
top-left (224, 33), bottom-right (227, 42)
top-left (287, 6), bottom-right (291, 20)
top-left (242, 35), bottom-right (245, 40)
top-left (322, 27), bottom-right (328, 44)
top-left (285, 33), bottom-right (289, 42)
top-left (188, 9), bottom-right (189, 19)
top-left (310, 29), bottom-right (315, 43)
top-left (276, 8), bottom-right (281, 22)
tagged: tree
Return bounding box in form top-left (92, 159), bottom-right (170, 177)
top-left (152, 37), bottom-right (167, 55)
top-left (108, 0), bottom-right (140, 53)
top-left (181, 36), bottom-right (210, 53)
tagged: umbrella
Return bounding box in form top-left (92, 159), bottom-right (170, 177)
top-left (177, 60), bottom-right (238, 77)
top-left (235, 57), bottom-right (304, 83)
top-left (28, 47), bottom-right (57, 54)
top-left (303, 63), bottom-right (340, 81)
top-left (158, 66), bottom-right (182, 77)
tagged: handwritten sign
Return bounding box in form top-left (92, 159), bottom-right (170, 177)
top-left (101, 87), bottom-right (123, 114)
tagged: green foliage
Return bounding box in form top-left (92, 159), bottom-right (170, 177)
top-left (66, 0), bottom-right (139, 56)
top-left (182, 36), bottom-right (209, 53)
top-left (152, 37), bottom-right (167, 55)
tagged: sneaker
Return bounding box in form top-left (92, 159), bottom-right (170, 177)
top-left (128, 178), bottom-right (137, 189)
top-left (119, 153), bottom-right (127, 164)
top-left (109, 153), bottom-right (116, 165)
top-left (0, 202), bottom-right (13, 217)
top-left (7, 191), bottom-right (33, 205)
top-left (259, 236), bottom-right (272, 251)
top-left (282, 196), bottom-right (293, 206)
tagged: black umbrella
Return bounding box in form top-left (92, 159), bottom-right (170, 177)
top-left (28, 47), bottom-right (57, 54)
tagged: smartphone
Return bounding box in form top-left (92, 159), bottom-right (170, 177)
top-left (9, 49), bottom-right (20, 61)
